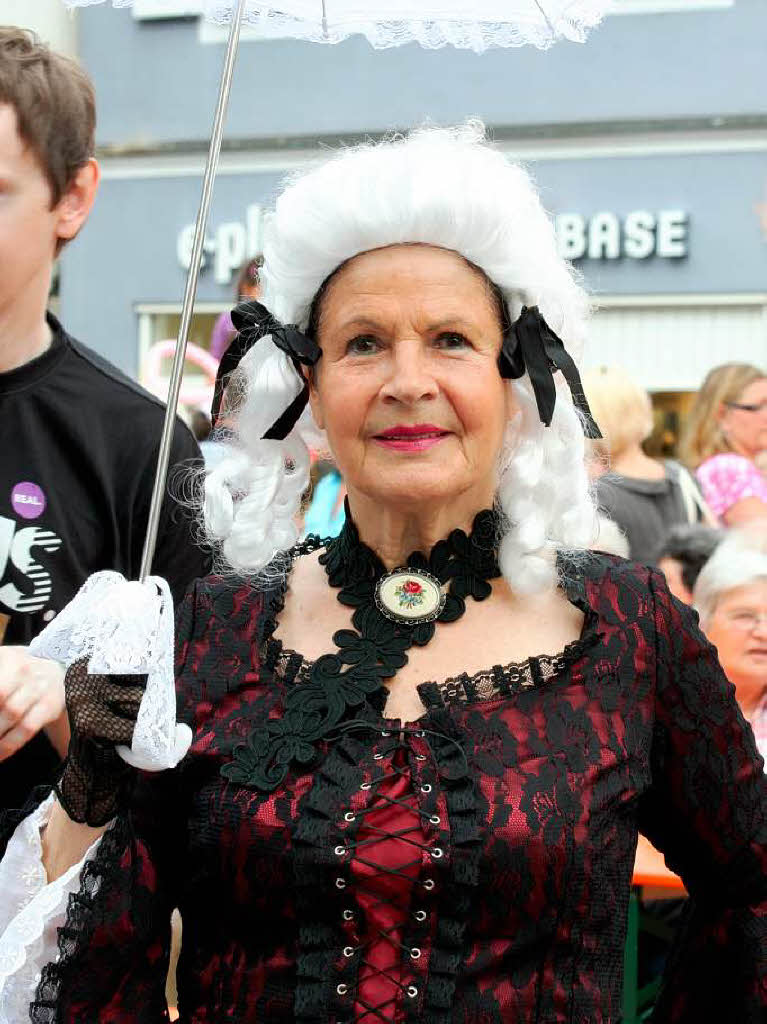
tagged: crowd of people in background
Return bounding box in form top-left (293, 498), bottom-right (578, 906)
top-left (581, 360), bottom-right (767, 761)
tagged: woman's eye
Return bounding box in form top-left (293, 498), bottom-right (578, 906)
top-left (434, 332), bottom-right (470, 350)
top-left (346, 335), bottom-right (380, 355)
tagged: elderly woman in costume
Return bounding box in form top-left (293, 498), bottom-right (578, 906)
top-left (0, 124), bottom-right (764, 1024)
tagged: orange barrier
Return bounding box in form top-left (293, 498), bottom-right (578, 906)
top-left (632, 834), bottom-right (686, 892)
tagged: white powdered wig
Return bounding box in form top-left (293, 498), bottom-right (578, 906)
top-left (694, 525), bottom-right (767, 627)
top-left (203, 121), bottom-right (600, 592)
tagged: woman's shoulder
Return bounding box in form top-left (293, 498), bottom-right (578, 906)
top-left (179, 573), bottom-right (267, 623)
top-left (697, 451), bottom-right (754, 476)
top-left (562, 549), bottom-right (662, 617)
top-left (696, 452), bottom-right (767, 515)
top-left (175, 574), bottom-right (272, 664)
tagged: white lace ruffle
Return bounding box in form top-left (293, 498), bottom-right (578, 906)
top-left (28, 571), bottom-right (191, 772)
top-left (62, 1), bottom-right (612, 51)
top-left (0, 795), bottom-right (106, 1024)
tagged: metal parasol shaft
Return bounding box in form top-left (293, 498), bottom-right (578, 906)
top-left (138, 0), bottom-right (248, 581)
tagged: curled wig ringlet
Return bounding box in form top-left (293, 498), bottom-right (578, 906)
top-left (202, 121), bottom-right (600, 592)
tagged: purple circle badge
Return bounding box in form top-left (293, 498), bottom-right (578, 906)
top-left (11, 482), bottom-right (46, 520)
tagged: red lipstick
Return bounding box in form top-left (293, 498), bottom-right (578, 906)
top-left (372, 423), bottom-right (450, 452)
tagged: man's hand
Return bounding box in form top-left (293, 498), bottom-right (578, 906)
top-left (0, 647), bottom-right (66, 762)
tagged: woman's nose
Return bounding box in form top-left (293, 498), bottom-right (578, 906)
top-left (380, 340), bottom-right (439, 405)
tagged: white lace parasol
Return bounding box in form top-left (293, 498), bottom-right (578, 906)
top-left (63, 1), bottom-right (612, 51)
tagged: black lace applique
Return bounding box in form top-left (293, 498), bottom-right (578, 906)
top-left (221, 508), bottom-right (502, 792)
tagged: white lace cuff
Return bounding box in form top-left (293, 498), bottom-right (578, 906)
top-left (29, 571), bottom-right (192, 771)
top-left (0, 795), bottom-right (106, 1022)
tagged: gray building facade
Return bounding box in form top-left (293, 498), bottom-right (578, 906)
top-left (59, 0), bottom-right (767, 397)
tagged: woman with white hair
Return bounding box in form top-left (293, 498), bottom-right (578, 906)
top-left (694, 527), bottom-right (767, 760)
top-left (0, 124), bottom-right (764, 1023)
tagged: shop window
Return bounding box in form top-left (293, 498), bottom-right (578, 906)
top-left (136, 305), bottom-right (225, 417)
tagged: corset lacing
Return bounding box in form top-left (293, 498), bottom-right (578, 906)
top-left (329, 722), bottom-right (468, 1023)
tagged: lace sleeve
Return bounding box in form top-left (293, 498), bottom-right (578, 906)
top-left (0, 794), bottom-right (107, 1023)
top-left (639, 571), bottom-right (767, 1023)
top-left (0, 582), bottom-right (210, 1023)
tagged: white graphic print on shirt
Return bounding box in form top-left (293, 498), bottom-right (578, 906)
top-left (0, 514), bottom-right (62, 615)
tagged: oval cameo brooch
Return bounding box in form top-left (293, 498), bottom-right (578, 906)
top-left (374, 568), bottom-right (446, 626)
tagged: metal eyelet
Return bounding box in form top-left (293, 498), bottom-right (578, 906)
top-left (360, 782), bottom-right (372, 791)
top-left (342, 909), bottom-right (354, 921)
top-left (415, 753), bottom-right (426, 761)
top-left (343, 946), bottom-right (355, 958)
top-left (380, 730), bottom-right (390, 737)
top-left (373, 753), bottom-right (384, 760)
top-left (335, 878), bottom-right (346, 889)
top-left (422, 878), bottom-right (435, 890)
top-left (334, 846), bottom-right (346, 857)
top-left (420, 784), bottom-right (432, 794)
top-left (415, 730), bottom-right (425, 738)
top-left (410, 947), bottom-right (422, 960)
top-left (431, 847), bottom-right (444, 859)
top-left (414, 909), bottom-right (427, 922)
top-left (407, 985), bottom-right (419, 998)
top-left (336, 983), bottom-right (348, 995)
top-left (429, 815), bottom-right (441, 825)
top-left (344, 812), bottom-right (355, 822)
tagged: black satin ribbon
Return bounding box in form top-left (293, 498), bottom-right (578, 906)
top-left (211, 300), bottom-right (321, 438)
top-left (498, 305), bottom-right (602, 439)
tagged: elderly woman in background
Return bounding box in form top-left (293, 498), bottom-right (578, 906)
top-left (583, 366), bottom-right (711, 563)
top-left (0, 124), bottom-right (764, 1024)
top-left (680, 362), bottom-right (767, 526)
top-left (694, 527), bottom-right (767, 761)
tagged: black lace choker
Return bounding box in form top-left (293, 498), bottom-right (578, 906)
top-left (221, 507), bottom-right (502, 793)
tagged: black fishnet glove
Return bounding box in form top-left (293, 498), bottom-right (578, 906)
top-left (55, 657), bottom-right (146, 825)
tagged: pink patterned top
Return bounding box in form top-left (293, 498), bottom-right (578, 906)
top-left (696, 453), bottom-right (767, 522)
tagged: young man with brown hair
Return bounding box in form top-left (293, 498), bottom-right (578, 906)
top-left (0, 28), bottom-right (210, 810)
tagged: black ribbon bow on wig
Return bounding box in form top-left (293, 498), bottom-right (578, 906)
top-left (211, 300), bottom-right (321, 438)
top-left (212, 299), bottom-right (600, 442)
top-left (498, 305), bottom-right (602, 439)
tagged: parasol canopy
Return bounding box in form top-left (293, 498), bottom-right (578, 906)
top-left (64, 0), bottom-right (612, 52)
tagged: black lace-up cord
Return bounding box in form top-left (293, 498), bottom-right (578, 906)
top-left (329, 719), bottom-right (470, 777)
top-left (333, 727), bottom-right (447, 1023)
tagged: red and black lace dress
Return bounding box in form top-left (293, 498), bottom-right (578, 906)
top-left (2, 554), bottom-right (765, 1023)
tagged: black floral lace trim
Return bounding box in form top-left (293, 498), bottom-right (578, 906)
top-left (292, 728), bottom-right (369, 1022)
top-left (263, 627), bottom-right (601, 711)
top-left (408, 710), bottom-right (484, 1024)
top-left (29, 812), bottom-right (135, 1023)
top-left (418, 630), bottom-right (602, 708)
top-left (222, 509), bottom-right (502, 793)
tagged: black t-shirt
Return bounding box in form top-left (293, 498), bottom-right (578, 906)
top-left (0, 314), bottom-right (211, 809)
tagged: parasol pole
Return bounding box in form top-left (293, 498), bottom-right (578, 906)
top-left (138, 0), bottom-right (248, 581)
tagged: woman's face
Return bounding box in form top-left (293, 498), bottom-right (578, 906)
top-left (719, 378), bottom-right (767, 459)
top-left (705, 580), bottom-right (767, 716)
top-left (308, 245), bottom-right (512, 512)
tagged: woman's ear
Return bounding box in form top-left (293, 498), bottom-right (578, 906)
top-left (306, 366), bottom-right (325, 430)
